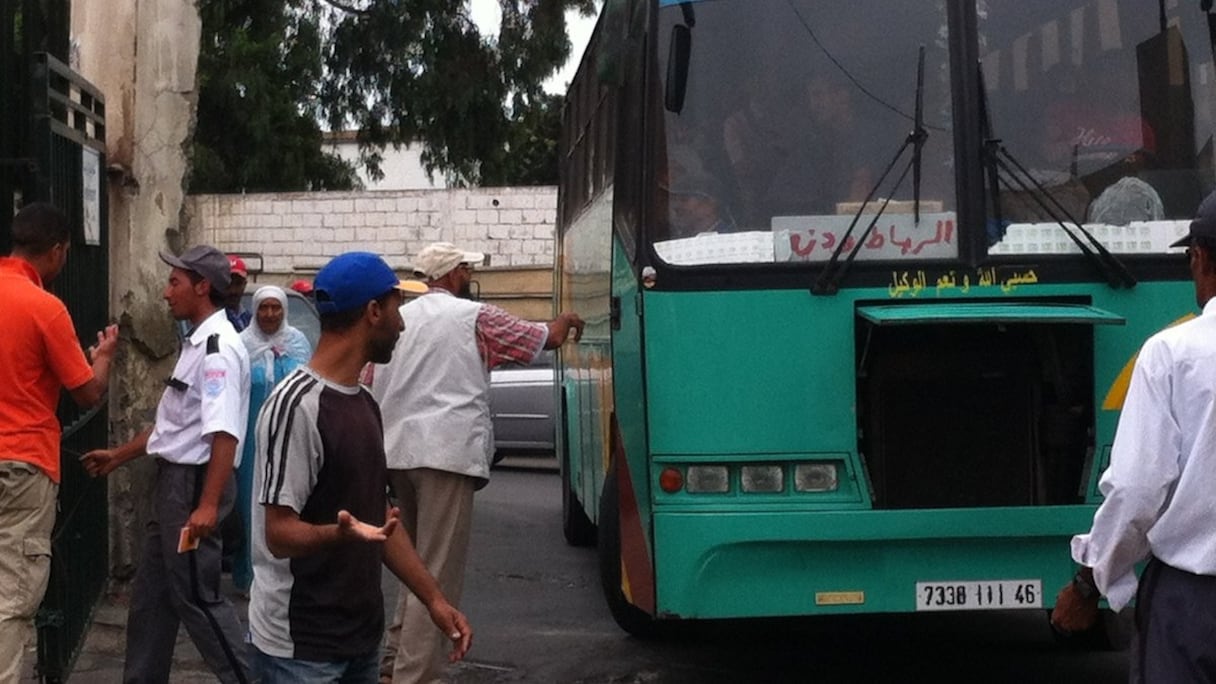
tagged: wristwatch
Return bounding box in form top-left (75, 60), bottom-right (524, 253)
top-left (1072, 570), bottom-right (1098, 600)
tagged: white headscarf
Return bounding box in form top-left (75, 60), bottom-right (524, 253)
top-left (240, 286), bottom-right (310, 372)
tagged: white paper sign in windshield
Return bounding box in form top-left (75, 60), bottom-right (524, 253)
top-left (774, 212), bottom-right (959, 262)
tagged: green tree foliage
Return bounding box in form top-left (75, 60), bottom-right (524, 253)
top-left (495, 91), bottom-right (564, 186)
top-left (191, 0), bottom-right (596, 192)
top-left (191, 0), bottom-right (358, 193)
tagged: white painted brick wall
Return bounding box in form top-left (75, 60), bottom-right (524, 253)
top-left (188, 186), bottom-right (558, 277)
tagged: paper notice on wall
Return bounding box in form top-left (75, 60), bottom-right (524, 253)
top-left (81, 147), bottom-right (101, 246)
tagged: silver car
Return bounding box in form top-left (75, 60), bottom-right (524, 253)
top-left (489, 349), bottom-right (556, 460)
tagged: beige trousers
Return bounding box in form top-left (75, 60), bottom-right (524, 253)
top-left (381, 468), bottom-right (475, 684)
top-left (0, 462), bottom-right (57, 684)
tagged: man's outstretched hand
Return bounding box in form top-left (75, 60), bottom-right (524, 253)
top-left (337, 506), bottom-right (401, 543)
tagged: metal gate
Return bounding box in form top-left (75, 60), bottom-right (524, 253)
top-left (1, 3), bottom-right (111, 682)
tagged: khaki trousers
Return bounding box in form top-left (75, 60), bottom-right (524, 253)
top-left (0, 462), bottom-right (57, 684)
top-left (381, 468), bottom-right (475, 684)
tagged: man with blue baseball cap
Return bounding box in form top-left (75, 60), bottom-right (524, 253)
top-left (311, 251), bottom-right (428, 315)
top-left (246, 252), bottom-right (470, 683)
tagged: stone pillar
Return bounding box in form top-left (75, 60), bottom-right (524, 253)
top-left (71, 0), bottom-right (202, 578)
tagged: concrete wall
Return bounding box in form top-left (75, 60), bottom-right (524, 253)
top-left (185, 186), bottom-right (558, 319)
top-left (72, 0), bottom-right (203, 577)
top-left (72, 0), bottom-right (558, 576)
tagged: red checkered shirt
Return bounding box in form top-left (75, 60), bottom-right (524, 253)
top-left (476, 303), bottom-right (548, 370)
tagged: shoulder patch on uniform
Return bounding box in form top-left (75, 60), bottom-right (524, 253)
top-left (204, 368), bottom-right (227, 398)
top-left (206, 333), bottom-right (220, 355)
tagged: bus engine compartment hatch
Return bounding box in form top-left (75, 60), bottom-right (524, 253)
top-left (855, 302), bottom-right (1102, 510)
top-left (856, 302), bottom-right (1125, 326)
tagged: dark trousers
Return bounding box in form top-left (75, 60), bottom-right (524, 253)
top-left (1135, 557), bottom-right (1216, 683)
top-left (123, 461), bottom-right (249, 684)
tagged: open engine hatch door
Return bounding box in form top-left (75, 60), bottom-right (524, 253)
top-left (856, 302), bottom-right (1125, 326)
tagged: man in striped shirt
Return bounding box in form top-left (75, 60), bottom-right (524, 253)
top-left (372, 242), bottom-right (583, 683)
top-left (249, 252), bottom-right (471, 683)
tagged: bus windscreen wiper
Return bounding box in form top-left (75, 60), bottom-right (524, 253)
top-left (978, 64), bottom-right (1136, 290)
top-left (813, 46), bottom-right (928, 296)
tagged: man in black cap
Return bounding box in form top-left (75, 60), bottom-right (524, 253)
top-left (84, 244), bottom-right (252, 683)
top-left (1051, 190), bottom-right (1216, 681)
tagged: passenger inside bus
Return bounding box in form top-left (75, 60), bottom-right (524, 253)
top-left (762, 74), bottom-right (874, 219)
top-left (663, 171), bottom-right (738, 239)
top-left (722, 73), bottom-right (874, 226)
top-left (993, 49), bottom-right (1166, 232)
top-left (1048, 63), bottom-right (1161, 213)
top-left (721, 73), bottom-right (790, 225)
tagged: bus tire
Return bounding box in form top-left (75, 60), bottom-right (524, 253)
top-left (598, 467), bottom-right (662, 639)
top-left (560, 410), bottom-right (596, 547)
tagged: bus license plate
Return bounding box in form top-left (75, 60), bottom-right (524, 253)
top-left (915, 580), bottom-right (1042, 611)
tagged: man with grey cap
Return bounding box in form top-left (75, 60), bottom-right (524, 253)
top-left (372, 242), bottom-right (583, 683)
top-left (664, 171), bottom-right (737, 239)
top-left (1051, 190), bottom-right (1216, 681)
top-left (83, 244), bottom-right (252, 683)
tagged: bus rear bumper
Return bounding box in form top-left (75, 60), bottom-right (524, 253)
top-left (652, 505), bottom-right (1098, 619)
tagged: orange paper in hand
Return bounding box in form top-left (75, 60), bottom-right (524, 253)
top-left (177, 526), bottom-right (199, 553)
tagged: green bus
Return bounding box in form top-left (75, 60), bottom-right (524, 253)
top-left (555, 0), bottom-right (1212, 638)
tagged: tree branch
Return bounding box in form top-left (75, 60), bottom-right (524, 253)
top-left (317, 0), bottom-right (371, 16)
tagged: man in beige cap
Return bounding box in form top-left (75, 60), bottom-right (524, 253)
top-left (372, 242), bottom-right (583, 683)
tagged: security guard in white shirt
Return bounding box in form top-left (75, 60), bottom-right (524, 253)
top-left (84, 244), bottom-right (251, 684)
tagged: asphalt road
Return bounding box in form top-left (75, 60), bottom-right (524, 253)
top-left (383, 461), bottom-right (1130, 684)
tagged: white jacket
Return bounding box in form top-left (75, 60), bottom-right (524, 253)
top-left (372, 291), bottom-right (493, 481)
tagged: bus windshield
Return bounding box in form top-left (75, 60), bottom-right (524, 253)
top-left (651, 0), bottom-right (1211, 267)
top-left (653, 0), bottom-right (957, 266)
top-left (981, 0), bottom-right (1208, 257)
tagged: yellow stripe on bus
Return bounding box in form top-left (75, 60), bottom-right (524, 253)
top-left (1102, 313), bottom-right (1196, 411)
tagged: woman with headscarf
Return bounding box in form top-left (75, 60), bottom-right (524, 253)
top-left (233, 285), bottom-right (311, 592)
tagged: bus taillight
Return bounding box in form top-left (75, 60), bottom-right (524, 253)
top-left (659, 467), bottom-right (684, 493)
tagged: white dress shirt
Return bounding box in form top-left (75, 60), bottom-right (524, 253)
top-left (1072, 297), bottom-right (1216, 609)
top-left (147, 309), bottom-right (251, 467)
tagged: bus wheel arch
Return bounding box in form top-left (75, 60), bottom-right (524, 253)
top-left (598, 456), bottom-right (663, 638)
top-left (561, 391), bottom-right (596, 547)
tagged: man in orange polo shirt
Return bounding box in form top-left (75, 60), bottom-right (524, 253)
top-left (0, 203), bottom-right (118, 683)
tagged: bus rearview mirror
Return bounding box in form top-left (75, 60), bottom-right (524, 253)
top-left (665, 24), bottom-right (691, 113)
